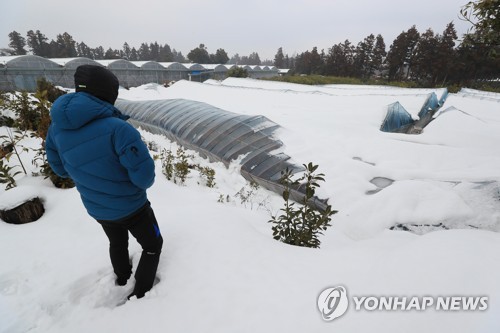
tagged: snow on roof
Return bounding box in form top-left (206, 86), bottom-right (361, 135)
top-left (0, 55), bottom-right (23, 65)
top-left (49, 58), bottom-right (82, 66)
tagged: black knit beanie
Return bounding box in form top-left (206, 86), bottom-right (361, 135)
top-left (74, 65), bottom-right (119, 105)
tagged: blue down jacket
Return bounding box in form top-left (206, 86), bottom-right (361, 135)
top-left (46, 92), bottom-right (155, 221)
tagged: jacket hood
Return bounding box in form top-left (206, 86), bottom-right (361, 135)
top-left (50, 92), bottom-right (129, 130)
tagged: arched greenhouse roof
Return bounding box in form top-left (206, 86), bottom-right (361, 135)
top-left (0, 56), bottom-right (26, 66)
top-left (200, 64), bottom-right (231, 72)
top-left (131, 61), bottom-right (166, 70)
top-left (159, 62), bottom-right (186, 70)
top-left (50, 57), bottom-right (102, 68)
top-left (182, 63), bottom-right (204, 71)
top-left (95, 59), bottom-right (138, 69)
top-left (0, 55), bottom-right (61, 69)
top-left (242, 65), bottom-right (263, 71)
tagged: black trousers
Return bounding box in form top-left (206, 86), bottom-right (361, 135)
top-left (98, 202), bottom-right (163, 296)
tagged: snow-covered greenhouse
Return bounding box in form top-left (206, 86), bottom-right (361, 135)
top-left (0, 55), bottom-right (279, 91)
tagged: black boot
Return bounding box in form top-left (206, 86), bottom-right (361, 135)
top-left (127, 250), bottom-right (161, 299)
top-left (115, 270), bottom-right (132, 286)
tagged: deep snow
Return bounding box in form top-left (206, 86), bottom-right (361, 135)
top-left (1, 78), bottom-right (499, 333)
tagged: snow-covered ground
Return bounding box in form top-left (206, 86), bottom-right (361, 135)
top-left (1, 78), bottom-right (499, 332)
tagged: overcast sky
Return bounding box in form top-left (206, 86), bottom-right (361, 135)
top-left (1, 0), bottom-right (472, 60)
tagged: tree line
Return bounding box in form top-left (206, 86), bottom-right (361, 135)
top-left (275, 0), bottom-right (499, 86)
top-left (6, 30), bottom-right (188, 63)
top-left (5, 30), bottom-right (269, 65)
top-left (275, 20), bottom-right (497, 86)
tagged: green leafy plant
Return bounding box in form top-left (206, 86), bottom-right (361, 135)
top-left (0, 128), bottom-right (29, 176)
top-left (226, 67), bottom-right (249, 78)
top-left (0, 159), bottom-right (21, 190)
top-left (36, 77), bottom-right (66, 103)
top-left (174, 147), bottom-right (192, 185)
top-left (197, 165), bottom-right (216, 188)
top-left (9, 91), bottom-right (39, 131)
top-left (160, 147), bottom-right (195, 185)
top-left (32, 84), bottom-right (74, 188)
top-left (160, 146), bottom-right (217, 188)
top-left (0, 92), bottom-right (15, 127)
top-left (269, 163), bottom-right (336, 248)
top-left (161, 148), bottom-right (175, 181)
top-left (31, 145), bottom-right (75, 188)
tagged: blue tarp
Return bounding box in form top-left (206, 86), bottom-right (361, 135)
top-left (418, 92), bottom-right (439, 119)
top-left (380, 102), bottom-right (414, 132)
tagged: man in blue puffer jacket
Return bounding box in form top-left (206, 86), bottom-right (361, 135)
top-left (46, 65), bottom-right (163, 300)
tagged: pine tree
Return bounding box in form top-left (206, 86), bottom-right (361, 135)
top-left (274, 47), bottom-right (285, 68)
top-left (435, 22), bottom-right (458, 84)
top-left (172, 49), bottom-right (186, 63)
top-left (187, 44), bottom-right (210, 63)
top-left (412, 28), bottom-right (439, 83)
top-left (159, 44), bottom-right (173, 62)
top-left (130, 47), bottom-right (138, 61)
top-left (93, 46), bottom-right (105, 59)
top-left (77, 42), bottom-right (93, 58)
top-left (138, 43), bottom-right (151, 61)
top-left (26, 30), bottom-right (49, 56)
top-left (213, 48), bottom-right (229, 64)
top-left (104, 48), bottom-right (119, 59)
top-left (8, 31), bottom-right (27, 55)
top-left (386, 26), bottom-right (420, 81)
top-left (248, 52), bottom-right (261, 65)
top-left (371, 34), bottom-right (387, 78)
top-left (228, 53), bottom-right (241, 64)
top-left (150, 42), bottom-right (160, 61)
top-left (122, 42), bottom-right (131, 60)
top-left (354, 34), bottom-right (375, 78)
top-left (55, 32), bottom-right (77, 58)
top-left (324, 40), bottom-right (355, 77)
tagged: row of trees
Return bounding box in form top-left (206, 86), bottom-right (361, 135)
top-left (277, 23), bottom-right (462, 85)
top-left (274, 0), bottom-right (499, 85)
top-left (7, 30), bottom-right (188, 62)
top-left (6, 30), bottom-right (267, 65)
top-left (274, 24), bottom-right (497, 85)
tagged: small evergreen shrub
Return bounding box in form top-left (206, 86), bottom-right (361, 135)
top-left (173, 147), bottom-right (191, 185)
top-left (36, 78), bottom-right (66, 103)
top-left (227, 67), bottom-right (249, 78)
top-left (197, 165), bottom-right (216, 188)
top-left (0, 159), bottom-right (21, 190)
top-left (0, 128), bottom-right (29, 177)
top-left (269, 163), bottom-right (336, 248)
top-left (9, 91), bottom-right (39, 131)
top-left (160, 146), bottom-right (217, 188)
top-left (161, 149), bottom-right (175, 181)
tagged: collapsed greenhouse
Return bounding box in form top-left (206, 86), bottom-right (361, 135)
top-left (115, 98), bottom-right (330, 211)
top-left (0, 55), bottom-right (280, 91)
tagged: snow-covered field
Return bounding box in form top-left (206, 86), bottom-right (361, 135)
top-left (1, 78), bottom-right (499, 332)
